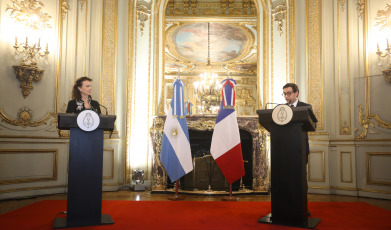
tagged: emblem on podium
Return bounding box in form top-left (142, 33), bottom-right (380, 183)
top-left (272, 104), bottom-right (293, 125)
top-left (77, 110), bottom-right (100, 131)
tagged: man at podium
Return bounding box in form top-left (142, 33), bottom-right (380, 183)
top-left (282, 83), bottom-right (313, 163)
top-left (282, 82), bottom-right (314, 216)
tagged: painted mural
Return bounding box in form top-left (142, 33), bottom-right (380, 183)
top-left (172, 22), bottom-right (249, 63)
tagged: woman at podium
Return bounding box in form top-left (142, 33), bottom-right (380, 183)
top-left (66, 76), bottom-right (101, 114)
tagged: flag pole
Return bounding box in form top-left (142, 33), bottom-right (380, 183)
top-left (169, 180), bottom-right (184, 201)
top-left (222, 184), bottom-right (238, 201)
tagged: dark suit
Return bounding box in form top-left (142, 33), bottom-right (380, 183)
top-left (292, 101), bottom-right (313, 163)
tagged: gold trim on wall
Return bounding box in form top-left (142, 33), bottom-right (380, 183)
top-left (0, 108), bottom-right (55, 128)
top-left (288, 0), bottom-right (295, 83)
top-left (308, 150), bottom-right (325, 182)
top-left (340, 151), bottom-right (353, 183)
top-left (125, 0), bottom-right (135, 184)
top-left (362, 0), bottom-right (391, 131)
top-left (306, 0), bottom-right (324, 130)
top-left (0, 149), bottom-right (58, 185)
top-left (103, 149), bottom-right (115, 179)
top-left (366, 152), bottom-right (391, 186)
top-left (338, 0), bottom-right (352, 135)
top-left (101, 0), bottom-right (118, 115)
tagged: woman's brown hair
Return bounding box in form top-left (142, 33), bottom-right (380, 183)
top-left (72, 76), bottom-right (93, 100)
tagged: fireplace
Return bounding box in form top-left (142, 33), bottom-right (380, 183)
top-left (180, 129), bottom-right (253, 191)
top-left (150, 115), bottom-right (270, 194)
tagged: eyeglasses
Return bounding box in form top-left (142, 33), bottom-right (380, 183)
top-left (282, 91), bottom-right (293, 97)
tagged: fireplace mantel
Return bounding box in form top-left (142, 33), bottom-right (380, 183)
top-left (150, 115), bottom-right (270, 194)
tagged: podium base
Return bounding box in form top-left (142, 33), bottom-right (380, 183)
top-left (258, 213), bottom-right (320, 229)
top-left (168, 195), bottom-right (184, 201)
top-left (53, 214), bottom-right (114, 229)
top-left (222, 196), bottom-right (239, 201)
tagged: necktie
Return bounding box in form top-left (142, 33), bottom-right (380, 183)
top-left (290, 104), bottom-right (294, 108)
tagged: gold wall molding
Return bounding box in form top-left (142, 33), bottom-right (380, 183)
top-left (0, 107), bottom-right (55, 128)
top-left (103, 149), bottom-right (115, 179)
top-left (271, 4), bottom-right (286, 36)
top-left (136, 3), bottom-right (151, 36)
top-left (0, 184), bottom-right (66, 194)
top-left (366, 152), bottom-right (391, 186)
top-left (101, 0), bottom-right (118, 115)
top-left (357, 0), bottom-right (365, 19)
top-left (330, 186), bottom-right (357, 191)
top-left (340, 151), bottom-right (353, 183)
top-left (308, 150), bottom-right (325, 182)
top-left (61, 0), bottom-right (70, 19)
top-left (355, 104), bottom-right (374, 139)
top-left (306, 0), bottom-right (323, 130)
top-left (359, 188), bottom-right (391, 194)
top-left (339, 0), bottom-right (346, 12)
top-left (288, 0), bottom-right (295, 83)
top-left (337, 0), bottom-right (352, 135)
top-left (0, 149), bottom-right (58, 185)
top-left (79, 0), bottom-right (87, 12)
top-left (361, 1), bottom-right (391, 134)
top-left (125, 0), bottom-right (135, 184)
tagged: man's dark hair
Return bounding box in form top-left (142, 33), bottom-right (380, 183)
top-left (283, 83), bottom-right (299, 94)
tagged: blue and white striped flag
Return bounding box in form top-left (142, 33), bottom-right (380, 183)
top-left (160, 79), bottom-right (193, 182)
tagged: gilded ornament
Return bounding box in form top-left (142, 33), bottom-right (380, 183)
top-left (382, 68), bottom-right (391, 83)
top-left (375, 4), bottom-right (391, 31)
top-left (13, 65), bottom-right (44, 98)
top-left (79, 0), bottom-right (87, 12)
top-left (6, 0), bottom-right (52, 30)
top-left (272, 4), bottom-right (286, 36)
top-left (0, 107), bottom-right (55, 128)
top-left (355, 105), bottom-right (374, 139)
top-left (341, 121), bottom-right (350, 135)
top-left (357, 0), bottom-right (365, 19)
top-left (136, 4), bottom-right (151, 36)
top-left (339, 0), bottom-right (346, 12)
top-left (61, 0), bottom-right (70, 19)
top-left (187, 118), bottom-right (216, 131)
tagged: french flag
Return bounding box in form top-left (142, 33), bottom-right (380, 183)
top-left (210, 80), bottom-right (244, 184)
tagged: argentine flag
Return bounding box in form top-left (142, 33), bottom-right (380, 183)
top-left (160, 79), bottom-right (193, 182)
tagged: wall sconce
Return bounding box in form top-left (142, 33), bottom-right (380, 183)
top-left (376, 41), bottom-right (391, 83)
top-left (375, 4), bottom-right (391, 83)
top-left (6, 0), bottom-right (52, 98)
top-left (13, 37), bottom-right (49, 98)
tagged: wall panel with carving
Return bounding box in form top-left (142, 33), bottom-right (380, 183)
top-left (0, 0), bottom-right (61, 137)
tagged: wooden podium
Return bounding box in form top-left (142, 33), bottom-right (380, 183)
top-left (256, 106), bottom-right (320, 229)
top-left (53, 113), bottom-right (116, 228)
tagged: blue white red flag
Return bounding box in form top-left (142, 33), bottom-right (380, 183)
top-left (221, 79), bottom-right (236, 109)
top-left (160, 79), bottom-right (193, 182)
top-left (184, 100), bottom-right (193, 115)
top-left (210, 79), bottom-right (244, 184)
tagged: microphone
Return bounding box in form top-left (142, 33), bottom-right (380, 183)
top-left (264, 102), bottom-right (279, 109)
top-left (98, 103), bottom-right (109, 115)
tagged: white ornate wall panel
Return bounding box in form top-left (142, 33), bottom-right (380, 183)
top-left (0, 0), bottom-right (125, 200)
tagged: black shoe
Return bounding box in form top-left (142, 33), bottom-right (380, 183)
top-left (307, 211), bottom-right (311, 217)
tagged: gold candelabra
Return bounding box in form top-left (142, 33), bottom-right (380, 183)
top-left (376, 40), bottom-right (391, 83)
top-left (14, 37), bottom-right (49, 66)
top-left (12, 37), bottom-right (49, 98)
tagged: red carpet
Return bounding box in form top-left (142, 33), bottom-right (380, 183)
top-left (1, 200), bottom-right (391, 229)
